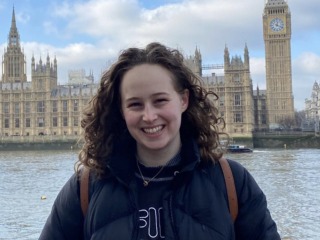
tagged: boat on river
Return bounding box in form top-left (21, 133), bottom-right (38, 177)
top-left (227, 144), bottom-right (253, 153)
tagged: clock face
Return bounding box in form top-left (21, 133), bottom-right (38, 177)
top-left (270, 18), bottom-right (284, 32)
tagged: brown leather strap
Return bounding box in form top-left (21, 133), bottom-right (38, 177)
top-left (80, 167), bottom-right (90, 216)
top-left (219, 157), bottom-right (238, 222)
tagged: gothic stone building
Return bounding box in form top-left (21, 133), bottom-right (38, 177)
top-left (186, 0), bottom-right (294, 136)
top-left (192, 46), bottom-right (256, 138)
top-left (0, 9), bottom-right (97, 137)
top-left (187, 46), bottom-right (269, 138)
top-left (1, 0), bottom-right (294, 139)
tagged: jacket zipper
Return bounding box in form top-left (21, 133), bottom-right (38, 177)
top-left (125, 182), bottom-right (140, 240)
top-left (109, 167), bottom-right (139, 240)
top-left (169, 195), bottom-right (179, 240)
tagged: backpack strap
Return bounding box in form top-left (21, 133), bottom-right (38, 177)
top-left (80, 167), bottom-right (90, 216)
top-left (219, 157), bottom-right (238, 222)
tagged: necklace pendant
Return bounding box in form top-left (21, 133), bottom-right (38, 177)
top-left (143, 181), bottom-right (149, 187)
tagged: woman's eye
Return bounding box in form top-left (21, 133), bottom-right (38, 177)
top-left (128, 102), bottom-right (141, 108)
top-left (155, 98), bottom-right (168, 104)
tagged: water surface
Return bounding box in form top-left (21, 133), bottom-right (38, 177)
top-left (0, 149), bottom-right (319, 239)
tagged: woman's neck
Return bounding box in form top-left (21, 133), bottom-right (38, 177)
top-left (136, 140), bottom-right (182, 167)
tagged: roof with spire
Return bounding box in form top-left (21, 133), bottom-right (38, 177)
top-left (10, 7), bottom-right (17, 30)
top-left (8, 7), bottom-right (20, 46)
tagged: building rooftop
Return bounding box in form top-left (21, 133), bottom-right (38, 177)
top-left (265, 0), bottom-right (287, 7)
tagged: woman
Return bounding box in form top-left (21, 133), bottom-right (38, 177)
top-left (39, 42), bottom-right (280, 239)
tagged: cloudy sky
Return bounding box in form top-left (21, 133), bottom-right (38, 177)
top-left (0, 0), bottom-right (319, 110)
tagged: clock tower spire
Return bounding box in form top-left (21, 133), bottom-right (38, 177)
top-left (263, 0), bottom-right (295, 128)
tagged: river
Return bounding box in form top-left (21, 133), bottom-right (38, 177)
top-left (0, 148), bottom-right (319, 240)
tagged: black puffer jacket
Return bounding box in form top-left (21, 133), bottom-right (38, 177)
top-left (39, 136), bottom-right (280, 240)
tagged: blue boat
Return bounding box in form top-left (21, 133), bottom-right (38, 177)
top-left (227, 144), bottom-right (253, 153)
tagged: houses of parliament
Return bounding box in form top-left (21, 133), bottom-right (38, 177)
top-left (1, 0), bottom-right (295, 139)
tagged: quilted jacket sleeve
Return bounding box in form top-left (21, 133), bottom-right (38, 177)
top-left (228, 159), bottom-right (281, 240)
top-left (38, 173), bottom-right (84, 240)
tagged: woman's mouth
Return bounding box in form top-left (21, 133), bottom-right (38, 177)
top-left (142, 125), bottom-right (164, 134)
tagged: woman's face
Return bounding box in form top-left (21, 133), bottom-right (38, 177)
top-left (120, 64), bottom-right (189, 156)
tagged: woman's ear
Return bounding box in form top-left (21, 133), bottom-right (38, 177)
top-left (181, 89), bottom-right (189, 112)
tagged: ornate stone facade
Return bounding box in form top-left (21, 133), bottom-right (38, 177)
top-left (263, 0), bottom-right (295, 128)
top-left (1, 1), bottom-right (296, 139)
top-left (0, 9), bottom-right (97, 137)
top-left (198, 46), bottom-right (255, 138)
top-left (184, 0), bottom-right (296, 135)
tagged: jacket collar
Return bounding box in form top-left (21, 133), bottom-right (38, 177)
top-left (106, 133), bottom-right (201, 186)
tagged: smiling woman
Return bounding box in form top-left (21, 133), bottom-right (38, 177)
top-left (39, 42), bottom-right (280, 240)
top-left (120, 64), bottom-right (189, 167)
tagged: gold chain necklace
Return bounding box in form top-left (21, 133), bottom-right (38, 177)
top-left (136, 157), bottom-right (166, 187)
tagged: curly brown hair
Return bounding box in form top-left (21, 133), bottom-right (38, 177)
top-left (76, 42), bottom-right (227, 177)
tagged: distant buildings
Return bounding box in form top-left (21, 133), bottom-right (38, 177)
top-left (203, 45), bottom-right (255, 137)
top-left (185, 0), bottom-right (295, 137)
top-left (305, 81), bottom-right (320, 120)
top-left (1, 1), bottom-right (299, 139)
top-left (304, 81), bottom-right (320, 132)
top-left (67, 69), bottom-right (94, 85)
top-left (0, 8), bottom-right (97, 137)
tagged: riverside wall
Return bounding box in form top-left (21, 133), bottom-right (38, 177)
top-left (0, 133), bottom-right (319, 151)
top-left (252, 133), bottom-right (320, 149)
top-left (229, 132), bottom-right (320, 149)
top-left (0, 136), bottom-right (82, 151)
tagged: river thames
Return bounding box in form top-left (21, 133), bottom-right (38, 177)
top-left (0, 148), bottom-right (319, 239)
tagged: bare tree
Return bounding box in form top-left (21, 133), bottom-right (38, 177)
top-left (294, 110), bottom-right (305, 129)
top-left (278, 116), bottom-right (296, 130)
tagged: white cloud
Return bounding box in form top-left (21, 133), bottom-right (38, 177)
top-left (291, 0), bottom-right (320, 30)
top-left (43, 21), bottom-right (59, 36)
top-left (16, 11), bottom-right (30, 24)
top-left (1, 0), bottom-right (319, 111)
top-left (295, 52), bottom-right (320, 75)
top-left (51, 1), bottom-right (73, 18)
top-left (59, 0), bottom-right (141, 37)
top-left (250, 57), bottom-right (266, 89)
top-left (293, 52), bottom-right (320, 110)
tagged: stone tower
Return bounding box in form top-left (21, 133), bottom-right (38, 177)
top-left (31, 54), bottom-right (58, 92)
top-left (263, 0), bottom-right (295, 128)
top-left (194, 47), bottom-right (202, 76)
top-left (223, 45), bottom-right (254, 137)
top-left (1, 7), bottom-right (27, 83)
top-left (184, 47), bottom-right (202, 77)
top-left (0, 7), bottom-right (97, 138)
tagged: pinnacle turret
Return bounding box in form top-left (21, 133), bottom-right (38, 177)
top-left (244, 44), bottom-right (250, 68)
top-left (8, 7), bottom-right (20, 47)
top-left (224, 45), bottom-right (230, 68)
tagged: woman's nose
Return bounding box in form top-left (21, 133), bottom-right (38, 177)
top-left (142, 105), bottom-right (157, 122)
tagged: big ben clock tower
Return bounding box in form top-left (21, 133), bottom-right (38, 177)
top-left (263, 0), bottom-right (295, 128)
